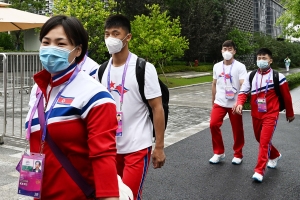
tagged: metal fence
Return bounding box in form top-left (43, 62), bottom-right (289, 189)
top-left (0, 52), bottom-right (43, 144)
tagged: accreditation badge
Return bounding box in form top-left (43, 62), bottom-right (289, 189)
top-left (17, 153), bottom-right (45, 199)
top-left (225, 86), bottom-right (235, 100)
top-left (116, 112), bottom-right (123, 137)
top-left (257, 98), bottom-right (267, 112)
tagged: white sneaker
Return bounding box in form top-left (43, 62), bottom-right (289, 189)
top-left (232, 157), bottom-right (243, 165)
top-left (252, 172), bottom-right (263, 182)
top-left (267, 154), bottom-right (282, 169)
top-left (209, 154), bottom-right (225, 164)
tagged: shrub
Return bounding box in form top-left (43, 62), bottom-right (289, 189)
top-left (0, 33), bottom-right (14, 51)
top-left (286, 72), bottom-right (300, 90)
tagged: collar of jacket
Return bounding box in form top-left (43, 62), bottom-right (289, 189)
top-left (257, 67), bottom-right (271, 75)
top-left (33, 63), bottom-right (78, 96)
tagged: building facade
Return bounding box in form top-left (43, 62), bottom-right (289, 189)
top-left (253, 0), bottom-right (284, 38)
top-left (39, 0), bottom-right (53, 16)
top-left (228, 0), bottom-right (284, 38)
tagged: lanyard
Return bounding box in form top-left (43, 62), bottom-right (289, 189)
top-left (107, 52), bottom-right (132, 111)
top-left (42, 66), bottom-right (80, 142)
top-left (255, 69), bottom-right (271, 98)
top-left (26, 66), bottom-right (80, 143)
top-left (26, 90), bottom-right (42, 141)
top-left (222, 60), bottom-right (234, 85)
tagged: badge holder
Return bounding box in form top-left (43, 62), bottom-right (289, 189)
top-left (225, 86), bottom-right (235, 100)
top-left (17, 152), bottom-right (45, 199)
top-left (16, 89), bottom-right (45, 199)
top-left (16, 139), bottom-right (45, 199)
top-left (257, 98), bottom-right (267, 112)
top-left (116, 111), bottom-right (123, 137)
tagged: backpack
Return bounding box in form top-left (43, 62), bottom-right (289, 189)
top-left (249, 69), bottom-right (285, 111)
top-left (98, 57), bottom-right (169, 137)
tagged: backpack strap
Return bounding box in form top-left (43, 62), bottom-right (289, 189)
top-left (273, 70), bottom-right (280, 97)
top-left (135, 57), bottom-right (148, 105)
top-left (273, 69), bottom-right (285, 111)
top-left (249, 70), bottom-right (257, 92)
top-left (97, 61), bottom-right (109, 83)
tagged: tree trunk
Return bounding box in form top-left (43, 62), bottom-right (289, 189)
top-left (159, 61), bottom-right (169, 85)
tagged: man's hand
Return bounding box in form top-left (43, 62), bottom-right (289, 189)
top-left (152, 147), bottom-right (166, 169)
top-left (287, 116), bottom-right (295, 123)
top-left (232, 103), bottom-right (237, 114)
top-left (234, 105), bottom-right (243, 115)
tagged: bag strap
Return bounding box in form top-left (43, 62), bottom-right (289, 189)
top-left (97, 61), bottom-right (109, 83)
top-left (273, 70), bottom-right (280, 97)
top-left (36, 88), bottom-right (96, 199)
top-left (135, 57), bottom-right (148, 105)
top-left (249, 70), bottom-right (257, 92)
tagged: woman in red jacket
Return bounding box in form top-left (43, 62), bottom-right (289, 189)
top-left (24, 15), bottom-right (120, 200)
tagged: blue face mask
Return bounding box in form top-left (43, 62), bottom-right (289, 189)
top-left (256, 60), bottom-right (269, 69)
top-left (39, 46), bottom-right (76, 74)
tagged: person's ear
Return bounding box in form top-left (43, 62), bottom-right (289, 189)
top-left (269, 59), bottom-right (273, 64)
top-left (126, 33), bottom-right (132, 42)
top-left (232, 49), bottom-right (236, 55)
top-left (75, 45), bottom-right (82, 58)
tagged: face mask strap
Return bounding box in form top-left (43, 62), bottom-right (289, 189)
top-left (121, 34), bottom-right (130, 49)
top-left (121, 34), bottom-right (129, 42)
top-left (68, 46), bottom-right (78, 65)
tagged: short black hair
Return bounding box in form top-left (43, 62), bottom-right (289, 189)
top-left (256, 48), bottom-right (272, 59)
top-left (222, 40), bottom-right (237, 50)
top-left (35, 161), bottom-right (41, 166)
top-left (104, 14), bottom-right (131, 33)
top-left (39, 15), bottom-right (88, 63)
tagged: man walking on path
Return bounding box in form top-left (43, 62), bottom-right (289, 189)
top-left (96, 14), bottom-right (166, 200)
top-left (234, 48), bottom-right (295, 182)
top-left (284, 56), bottom-right (291, 72)
top-left (209, 40), bottom-right (247, 165)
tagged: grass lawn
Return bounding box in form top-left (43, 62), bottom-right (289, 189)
top-left (159, 75), bottom-right (213, 88)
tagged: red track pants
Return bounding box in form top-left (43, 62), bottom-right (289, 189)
top-left (252, 116), bottom-right (280, 175)
top-left (210, 104), bottom-right (244, 158)
top-left (116, 147), bottom-right (152, 200)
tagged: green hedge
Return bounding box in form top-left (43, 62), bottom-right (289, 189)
top-left (286, 72), bottom-right (300, 90)
top-left (156, 64), bottom-right (213, 74)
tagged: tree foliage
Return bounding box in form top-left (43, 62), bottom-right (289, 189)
top-left (115, 0), bottom-right (164, 21)
top-left (0, 33), bottom-right (15, 50)
top-left (253, 33), bottom-right (300, 68)
top-left (277, 0), bottom-right (300, 38)
top-left (8, 0), bottom-right (46, 50)
top-left (163, 0), bottom-right (234, 63)
top-left (53, 0), bottom-right (116, 63)
top-left (227, 27), bottom-right (258, 57)
top-left (130, 4), bottom-right (189, 67)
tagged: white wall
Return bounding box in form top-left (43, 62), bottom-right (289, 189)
top-left (24, 29), bottom-right (40, 51)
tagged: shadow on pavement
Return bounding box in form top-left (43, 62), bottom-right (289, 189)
top-left (143, 112), bottom-right (300, 200)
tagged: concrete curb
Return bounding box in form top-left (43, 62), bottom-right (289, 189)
top-left (169, 82), bottom-right (212, 90)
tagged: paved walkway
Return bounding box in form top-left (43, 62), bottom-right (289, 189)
top-left (0, 67), bottom-right (299, 199)
top-left (143, 112), bottom-right (300, 200)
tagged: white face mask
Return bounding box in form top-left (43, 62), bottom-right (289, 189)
top-left (222, 51), bottom-right (233, 60)
top-left (105, 35), bottom-right (128, 54)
